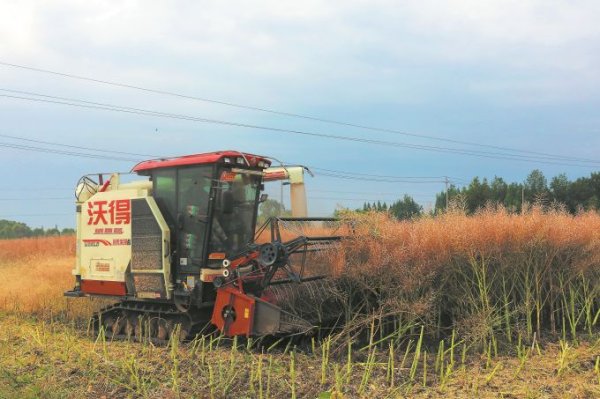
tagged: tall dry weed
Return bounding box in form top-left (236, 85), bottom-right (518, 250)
top-left (331, 206), bottom-right (600, 344)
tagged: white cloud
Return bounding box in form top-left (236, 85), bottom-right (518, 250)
top-left (1, 0), bottom-right (600, 106)
top-left (0, 2), bottom-right (43, 58)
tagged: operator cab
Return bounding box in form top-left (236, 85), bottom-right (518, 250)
top-left (133, 151), bottom-right (271, 285)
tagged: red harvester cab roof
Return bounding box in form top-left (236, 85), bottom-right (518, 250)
top-left (132, 150), bottom-right (271, 173)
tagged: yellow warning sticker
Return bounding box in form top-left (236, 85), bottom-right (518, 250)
top-left (244, 308), bottom-right (250, 319)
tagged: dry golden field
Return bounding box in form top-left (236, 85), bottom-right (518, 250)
top-left (0, 209), bottom-right (599, 398)
top-left (0, 236), bottom-right (79, 316)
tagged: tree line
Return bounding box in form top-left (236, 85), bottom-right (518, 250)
top-left (357, 169), bottom-right (600, 219)
top-left (434, 169), bottom-right (600, 214)
top-left (357, 196), bottom-right (423, 220)
top-left (0, 220), bottom-right (75, 239)
top-left (5, 169), bottom-right (597, 235)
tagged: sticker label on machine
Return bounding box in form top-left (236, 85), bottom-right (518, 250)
top-left (90, 259), bottom-right (115, 275)
top-left (96, 262), bottom-right (111, 272)
top-left (84, 199), bottom-right (132, 248)
top-left (87, 199), bottom-right (131, 225)
top-left (83, 238), bottom-right (131, 247)
top-left (93, 227), bottom-right (124, 235)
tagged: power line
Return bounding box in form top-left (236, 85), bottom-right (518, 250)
top-left (0, 141), bottom-right (140, 162)
top-left (0, 130), bottom-right (469, 184)
top-left (308, 167), bottom-right (464, 183)
top-left (0, 89), bottom-right (586, 165)
top-left (10, 194), bottom-right (431, 202)
top-left (315, 171), bottom-right (448, 183)
top-left (0, 188), bottom-right (72, 191)
top-left (310, 189), bottom-right (434, 197)
top-left (0, 133), bottom-right (160, 158)
top-left (2, 90), bottom-right (599, 168)
top-left (309, 167), bottom-right (448, 180)
top-left (1, 60), bottom-right (597, 164)
top-left (306, 167), bottom-right (470, 184)
top-left (308, 196), bottom-right (433, 202)
top-left (313, 196), bottom-right (433, 201)
top-left (0, 197), bottom-right (71, 201)
top-left (0, 213), bottom-right (71, 217)
top-left (3, 87), bottom-right (599, 168)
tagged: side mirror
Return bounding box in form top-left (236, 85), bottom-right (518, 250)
top-left (221, 190), bottom-right (234, 214)
top-left (259, 193), bottom-right (269, 203)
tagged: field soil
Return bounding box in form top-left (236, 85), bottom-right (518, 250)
top-left (0, 313), bottom-right (598, 399)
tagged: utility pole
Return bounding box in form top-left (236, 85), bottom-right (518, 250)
top-left (280, 180), bottom-right (284, 212)
top-left (444, 176), bottom-right (449, 209)
top-left (280, 181), bottom-right (290, 215)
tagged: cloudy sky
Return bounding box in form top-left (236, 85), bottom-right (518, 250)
top-left (2, 0), bottom-right (600, 228)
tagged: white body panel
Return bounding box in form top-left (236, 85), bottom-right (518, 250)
top-left (73, 174), bottom-right (172, 298)
top-left (78, 189), bottom-right (138, 282)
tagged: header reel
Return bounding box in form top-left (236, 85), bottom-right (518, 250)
top-left (210, 216), bottom-right (345, 336)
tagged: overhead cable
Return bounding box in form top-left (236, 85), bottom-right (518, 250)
top-left (1, 60), bottom-right (596, 164)
top-left (1, 90), bottom-right (598, 168)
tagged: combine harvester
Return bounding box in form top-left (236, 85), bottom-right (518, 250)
top-left (65, 151), bottom-right (343, 341)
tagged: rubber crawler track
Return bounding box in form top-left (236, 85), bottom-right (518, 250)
top-left (92, 301), bottom-right (207, 345)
